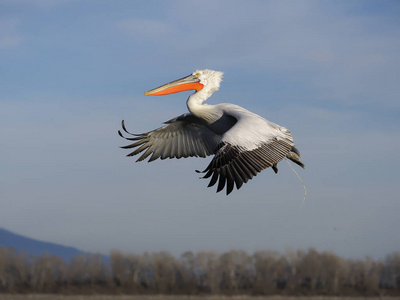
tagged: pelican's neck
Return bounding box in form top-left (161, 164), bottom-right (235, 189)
top-left (186, 90), bottom-right (221, 123)
top-left (187, 89), bottom-right (208, 110)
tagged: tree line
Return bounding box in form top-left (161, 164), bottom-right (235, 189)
top-left (0, 246), bottom-right (399, 296)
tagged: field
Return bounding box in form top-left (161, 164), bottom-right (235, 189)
top-left (1, 296), bottom-right (400, 300)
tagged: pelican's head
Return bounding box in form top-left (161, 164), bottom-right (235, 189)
top-left (144, 69), bottom-right (223, 97)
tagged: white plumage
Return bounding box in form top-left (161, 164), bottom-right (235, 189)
top-left (119, 69), bottom-right (304, 195)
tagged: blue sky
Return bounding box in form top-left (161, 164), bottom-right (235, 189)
top-left (1, 0), bottom-right (399, 259)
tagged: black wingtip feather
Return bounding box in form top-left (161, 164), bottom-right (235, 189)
top-left (121, 120), bottom-right (129, 134)
top-left (225, 172), bottom-right (235, 196)
top-left (216, 168), bottom-right (227, 193)
top-left (208, 170), bottom-right (219, 187)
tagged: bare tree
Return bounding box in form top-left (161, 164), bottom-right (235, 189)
top-left (0, 248), bottom-right (31, 292)
top-left (180, 251), bottom-right (198, 293)
top-left (152, 251), bottom-right (183, 293)
top-left (110, 250), bottom-right (146, 291)
top-left (85, 253), bottom-right (110, 289)
top-left (297, 248), bottom-right (322, 293)
top-left (193, 251), bottom-right (220, 293)
top-left (66, 254), bottom-right (90, 288)
top-left (30, 255), bottom-right (65, 292)
top-left (317, 251), bottom-right (345, 294)
top-left (218, 250), bottom-right (252, 292)
top-left (253, 250), bottom-right (279, 294)
top-left (1, 246), bottom-right (400, 296)
top-left (382, 252), bottom-right (400, 290)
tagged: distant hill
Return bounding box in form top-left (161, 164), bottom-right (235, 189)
top-left (0, 227), bottom-right (86, 260)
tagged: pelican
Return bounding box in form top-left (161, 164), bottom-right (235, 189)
top-left (119, 69), bottom-right (304, 195)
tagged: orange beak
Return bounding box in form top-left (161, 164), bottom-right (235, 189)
top-left (144, 74), bottom-right (204, 96)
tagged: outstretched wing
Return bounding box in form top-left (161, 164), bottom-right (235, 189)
top-left (119, 113), bottom-right (221, 162)
top-left (198, 105), bottom-right (303, 195)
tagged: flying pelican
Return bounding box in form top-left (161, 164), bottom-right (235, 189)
top-left (119, 69), bottom-right (304, 195)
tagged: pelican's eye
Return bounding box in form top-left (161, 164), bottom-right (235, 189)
top-left (195, 72), bottom-right (201, 77)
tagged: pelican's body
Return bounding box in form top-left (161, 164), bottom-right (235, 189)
top-left (119, 69), bottom-right (304, 195)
